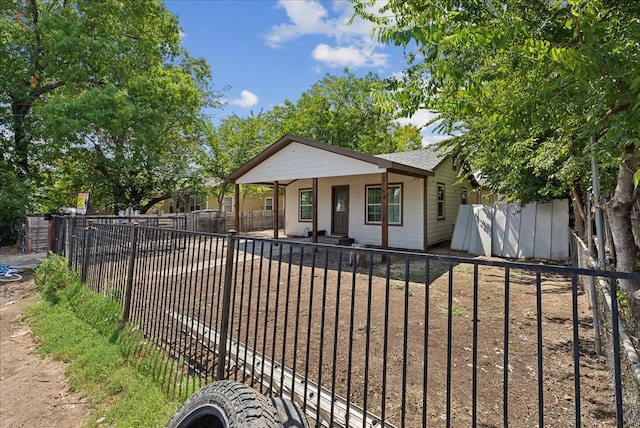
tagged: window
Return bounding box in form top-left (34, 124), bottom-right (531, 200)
top-left (437, 183), bottom-right (445, 219)
top-left (366, 184), bottom-right (402, 225)
top-left (461, 188), bottom-right (468, 205)
top-left (299, 189), bottom-right (313, 221)
top-left (189, 196), bottom-right (201, 212)
top-left (264, 197), bottom-right (274, 211)
top-left (222, 196), bottom-right (233, 213)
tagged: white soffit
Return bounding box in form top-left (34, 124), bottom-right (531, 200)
top-left (235, 142), bottom-right (384, 184)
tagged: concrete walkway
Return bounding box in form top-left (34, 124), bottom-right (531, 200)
top-left (0, 252), bottom-right (48, 269)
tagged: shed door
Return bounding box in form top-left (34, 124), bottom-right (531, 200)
top-left (332, 186), bottom-right (349, 236)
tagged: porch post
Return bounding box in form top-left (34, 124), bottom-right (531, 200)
top-left (273, 181), bottom-right (279, 240)
top-left (381, 172), bottom-right (389, 249)
top-left (312, 177), bottom-right (318, 243)
top-left (234, 184), bottom-right (240, 232)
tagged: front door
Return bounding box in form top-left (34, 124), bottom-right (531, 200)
top-left (332, 186), bottom-right (349, 236)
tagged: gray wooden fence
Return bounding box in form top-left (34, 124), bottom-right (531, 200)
top-left (451, 199), bottom-right (570, 261)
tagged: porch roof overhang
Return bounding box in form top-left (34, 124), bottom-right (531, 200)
top-left (226, 134), bottom-right (434, 185)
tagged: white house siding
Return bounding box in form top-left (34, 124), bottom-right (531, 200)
top-left (284, 173), bottom-right (425, 250)
top-left (236, 142), bottom-right (382, 184)
top-left (426, 157), bottom-right (467, 246)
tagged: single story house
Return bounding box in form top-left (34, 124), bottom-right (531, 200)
top-left (226, 135), bottom-right (489, 251)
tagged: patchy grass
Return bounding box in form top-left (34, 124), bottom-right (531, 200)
top-left (27, 254), bottom-right (198, 427)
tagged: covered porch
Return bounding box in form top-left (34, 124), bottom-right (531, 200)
top-left (225, 135), bottom-right (431, 249)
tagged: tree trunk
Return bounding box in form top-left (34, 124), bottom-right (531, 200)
top-left (570, 177), bottom-right (586, 239)
top-left (605, 145), bottom-right (640, 294)
top-left (11, 100), bottom-right (32, 179)
top-left (140, 193), bottom-right (172, 214)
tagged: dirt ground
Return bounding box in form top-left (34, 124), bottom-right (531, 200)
top-left (0, 251), bottom-right (92, 427)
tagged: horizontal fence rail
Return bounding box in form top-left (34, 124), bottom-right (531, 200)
top-left (50, 216), bottom-right (640, 427)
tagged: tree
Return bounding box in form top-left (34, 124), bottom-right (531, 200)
top-left (203, 112), bottom-right (279, 212)
top-left (42, 58), bottom-right (214, 213)
top-left (353, 1), bottom-right (640, 295)
top-left (1, 0), bottom-right (218, 214)
top-left (273, 69), bottom-right (423, 154)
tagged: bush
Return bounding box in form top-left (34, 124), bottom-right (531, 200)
top-left (34, 254), bottom-right (79, 303)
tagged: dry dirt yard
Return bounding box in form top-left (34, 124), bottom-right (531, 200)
top-left (0, 243), bottom-right (621, 427)
top-left (0, 253), bottom-right (92, 427)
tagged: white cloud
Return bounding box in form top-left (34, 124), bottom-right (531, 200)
top-left (265, 0), bottom-right (390, 69)
top-left (230, 90), bottom-right (259, 108)
top-left (393, 109), bottom-right (451, 146)
top-left (421, 133), bottom-right (450, 146)
top-left (265, 0), bottom-right (331, 47)
top-left (311, 44), bottom-right (388, 68)
top-left (394, 109), bottom-right (440, 129)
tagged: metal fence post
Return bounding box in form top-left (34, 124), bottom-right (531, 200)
top-left (68, 218), bottom-right (75, 269)
top-left (81, 221), bottom-right (93, 283)
top-left (122, 223), bottom-right (139, 322)
top-left (217, 230), bottom-right (237, 381)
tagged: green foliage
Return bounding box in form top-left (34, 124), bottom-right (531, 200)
top-left (617, 288), bottom-right (632, 322)
top-left (352, 0), bottom-right (640, 199)
top-left (0, 167), bottom-right (29, 244)
top-left (273, 69), bottom-right (423, 154)
top-left (34, 254), bottom-right (79, 303)
top-left (203, 112), bottom-right (279, 206)
top-left (2, 0), bottom-right (221, 213)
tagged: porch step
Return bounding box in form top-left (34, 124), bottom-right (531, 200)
top-left (317, 235), bottom-right (354, 246)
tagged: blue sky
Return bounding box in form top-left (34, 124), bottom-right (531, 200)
top-left (164, 0), bottom-right (446, 145)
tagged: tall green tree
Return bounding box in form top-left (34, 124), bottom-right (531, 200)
top-left (1, 0), bottom-right (218, 214)
top-left (42, 57), bottom-right (214, 213)
top-left (203, 112), bottom-right (279, 211)
top-left (274, 69), bottom-right (423, 154)
top-left (353, 0), bottom-right (639, 294)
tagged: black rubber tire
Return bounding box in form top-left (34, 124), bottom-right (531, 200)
top-left (270, 398), bottom-right (310, 428)
top-left (166, 380), bottom-right (281, 428)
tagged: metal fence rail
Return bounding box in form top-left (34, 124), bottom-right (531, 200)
top-left (50, 216), bottom-right (640, 427)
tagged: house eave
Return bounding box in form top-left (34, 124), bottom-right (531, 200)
top-left (226, 134), bottom-right (433, 185)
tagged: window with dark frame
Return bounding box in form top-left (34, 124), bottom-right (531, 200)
top-left (299, 189), bottom-right (313, 221)
top-left (437, 183), bottom-right (445, 219)
top-left (189, 196), bottom-right (201, 212)
top-left (461, 187), bottom-right (468, 205)
top-left (366, 184), bottom-right (402, 225)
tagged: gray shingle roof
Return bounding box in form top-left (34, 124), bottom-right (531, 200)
top-left (376, 145), bottom-right (448, 172)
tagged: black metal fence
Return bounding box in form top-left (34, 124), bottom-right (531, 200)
top-left (49, 216), bottom-right (640, 427)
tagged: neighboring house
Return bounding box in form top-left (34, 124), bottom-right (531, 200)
top-left (156, 185), bottom-right (282, 214)
top-left (226, 135), bottom-right (489, 251)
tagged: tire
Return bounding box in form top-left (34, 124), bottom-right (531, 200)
top-left (270, 398), bottom-right (310, 428)
top-left (0, 273), bottom-right (22, 282)
top-left (166, 380), bottom-right (281, 428)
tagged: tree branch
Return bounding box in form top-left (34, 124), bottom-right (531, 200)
top-left (600, 102), bottom-right (631, 123)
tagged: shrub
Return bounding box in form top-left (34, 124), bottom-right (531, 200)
top-left (34, 254), bottom-right (79, 303)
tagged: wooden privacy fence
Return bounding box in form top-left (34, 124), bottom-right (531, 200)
top-left (24, 210), bottom-right (283, 253)
top-left (451, 199), bottom-right (570, 261)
